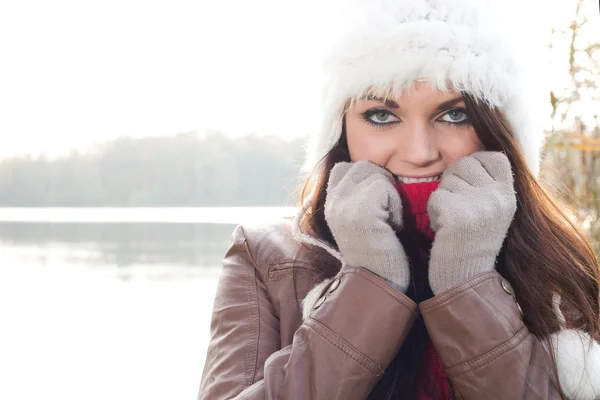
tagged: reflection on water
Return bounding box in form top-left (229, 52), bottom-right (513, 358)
top-left (0, 223), bottom-right (236, 272)
top-left (0, 221), bottom-right (243, 400)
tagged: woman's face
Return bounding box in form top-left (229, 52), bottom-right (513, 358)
top-left (344, 81), bottom-right (483, 182)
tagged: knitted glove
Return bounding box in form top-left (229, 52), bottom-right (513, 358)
top-left (324, 160), bottom-right (410, 293)
top-left (427, 151), bottom-right (517, 295)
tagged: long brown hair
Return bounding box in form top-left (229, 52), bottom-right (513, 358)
top-left (296, 93), bottom-right (600, 397)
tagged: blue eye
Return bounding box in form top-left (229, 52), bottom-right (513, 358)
top-left (361, 109), bottom-right (400, 127)
top-left (439, 108), bottom-right (470, 124)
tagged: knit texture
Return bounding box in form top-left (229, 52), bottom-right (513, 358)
top-left (427, 152), bottom-right (517, 295)
top-left (395, 181), bottom-right (450, 400)
top-left (418, 342), bottom-right (451, 400)
top-left (324, 160), bottom-right (411, 293)
top-left (395, 180), bottom-right (441, 241)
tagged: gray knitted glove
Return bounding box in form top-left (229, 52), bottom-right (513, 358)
top-left (324, 160), bottom-right (410, 293)
top-left (427, 151), bottom-right (517, 295)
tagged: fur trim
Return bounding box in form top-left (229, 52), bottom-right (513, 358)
top-left (304, 0), bottom-right (547, 177)
top-left (291, 197), bottom-right (346, 267)
top-left (550, 294), bottom-right (600, 399)
top-left (549, 329), bottom-right (600, 400)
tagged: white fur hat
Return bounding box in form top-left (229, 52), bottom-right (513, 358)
top-left (304, 0), bottom-right (548, 176)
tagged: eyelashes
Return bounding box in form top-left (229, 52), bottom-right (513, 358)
top-left (360, 109), bottom-right (399, 128)
top-left (360, 107), bottom-right (472, 130)
top-left (440, 108), bottom-right (470, 125)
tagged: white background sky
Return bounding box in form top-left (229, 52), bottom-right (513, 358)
top-left (0, 0), bottom-right (595, 159)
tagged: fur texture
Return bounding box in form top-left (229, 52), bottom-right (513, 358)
top-left (303, 0), bottom-right (547, 176)
top-left (296, 3), bottom-right (596, 392)
top-left (292, 200), bottom-right (345, 266)
top-left (550, 294), bottom-right (600, 399)
top-left (549, 329), bottom-right (600, 399)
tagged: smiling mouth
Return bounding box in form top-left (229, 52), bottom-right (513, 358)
top-left (395, 175), bottom-right (441, 184)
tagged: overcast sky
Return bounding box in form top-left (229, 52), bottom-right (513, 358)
top-left (0, 0), bottom-right (592, 159)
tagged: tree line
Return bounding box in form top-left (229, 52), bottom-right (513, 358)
top-left (0, 132), bottom-right (306, 206)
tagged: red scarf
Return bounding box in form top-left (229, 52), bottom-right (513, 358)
top-left (394, 181), bottom-right (440, 241)
top-left (394, 181), bottom-right (451, 400)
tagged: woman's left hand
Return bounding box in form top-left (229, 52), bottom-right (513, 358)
top-left (427, 151), bottom-right (517, 295)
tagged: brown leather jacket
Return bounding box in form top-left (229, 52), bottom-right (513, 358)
top-left (198, 219), bottom-right (561, 399)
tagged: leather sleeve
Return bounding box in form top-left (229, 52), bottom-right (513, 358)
top-left (420, 271), bottom-right (562, 400)
top-left (198, 225), bottom-right (419, 399)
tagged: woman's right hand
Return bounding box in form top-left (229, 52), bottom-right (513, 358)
top-left (324, 160), bottom-right (410, 293)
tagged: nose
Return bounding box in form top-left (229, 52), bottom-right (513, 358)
top-left (395, 123), bottom-right (441, 168)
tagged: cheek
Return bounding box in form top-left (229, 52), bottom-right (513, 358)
top-left (345, 118), bottom-right (395, 164)
top-left (439, 129), bottom-right (484, 164)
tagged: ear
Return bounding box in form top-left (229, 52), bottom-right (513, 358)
top-left (301, 278), bottom-right (333, 321)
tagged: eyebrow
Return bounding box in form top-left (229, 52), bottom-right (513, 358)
top-left (433, 96), bottom-right (465, 113)
top-left (365, 96), bottom-right (400, 108)
top-left (365, 95), bottom-right (465, 113)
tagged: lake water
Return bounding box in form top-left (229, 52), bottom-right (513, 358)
top-left (0, 208), bottom-right (296, 400)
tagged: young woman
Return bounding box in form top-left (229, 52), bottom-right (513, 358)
top-left (198, 0), bottom-right (600, 398)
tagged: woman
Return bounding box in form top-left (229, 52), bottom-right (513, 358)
top-left (198, 0), bottom-right (600, 398)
